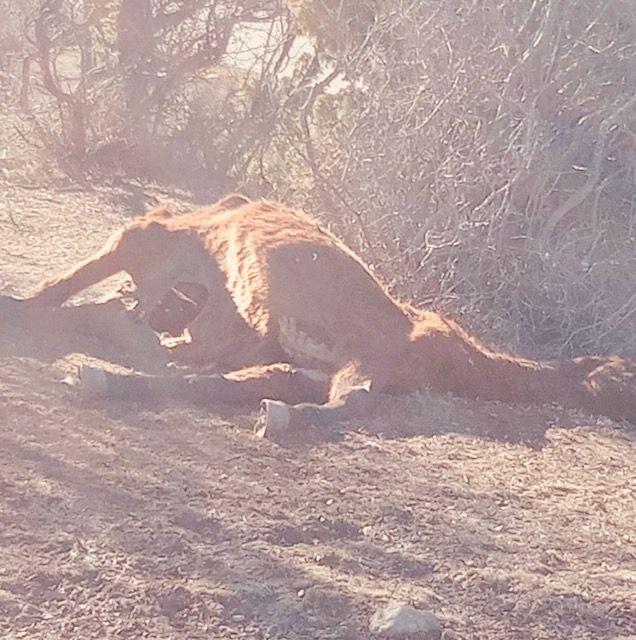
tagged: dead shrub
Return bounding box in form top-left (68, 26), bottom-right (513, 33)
top-left (272, 0), bottom-right (636, 357)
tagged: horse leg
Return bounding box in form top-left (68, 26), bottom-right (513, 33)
top-left (256, 358), bottom-right (388, 440)
top-left (78, 362), bottom-right (330, 407)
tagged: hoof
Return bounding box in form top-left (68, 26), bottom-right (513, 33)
top-left (255, 399), bottom-right (291, 440)
top-left (78, 364), bottom-right (110, 397)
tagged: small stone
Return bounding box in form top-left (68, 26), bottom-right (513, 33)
top-left (369, 601), bottom-right (441, 639)
top-left (61, 374), bottom-right (77, 387)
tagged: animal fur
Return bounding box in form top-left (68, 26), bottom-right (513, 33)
top-left (18, 194), bottom-right (636, 431)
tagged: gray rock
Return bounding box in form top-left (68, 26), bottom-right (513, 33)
top-left (369, 601), bottom-right (441, 639)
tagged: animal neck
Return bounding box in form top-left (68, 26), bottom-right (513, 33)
top-left (408, 312), bottom-right (636, 422)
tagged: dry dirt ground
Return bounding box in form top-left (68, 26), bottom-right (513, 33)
top-left (0, 184), bottom-right (635, 640)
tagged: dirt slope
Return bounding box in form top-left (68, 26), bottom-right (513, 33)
top-left (1, 186), bottom-right (635, 640)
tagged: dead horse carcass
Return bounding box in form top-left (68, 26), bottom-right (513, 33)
top-left (7, 194), bottom-right (636, 438)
